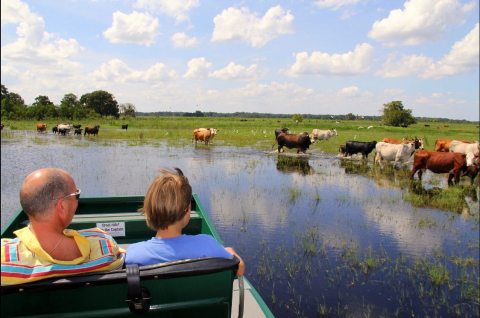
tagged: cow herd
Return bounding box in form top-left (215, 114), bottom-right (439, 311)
top-left (36, 123), bottom-right (101, 136)
top-left (338, 137), bottom-right (479, 186)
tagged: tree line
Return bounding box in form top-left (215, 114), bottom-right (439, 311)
top-left (1, 84), bottom-right (472, 125)
top-left (1, 85), bottom-right (136, 120)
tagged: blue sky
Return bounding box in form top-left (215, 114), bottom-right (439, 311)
top-left (1, 0), bottom-right (479, 120)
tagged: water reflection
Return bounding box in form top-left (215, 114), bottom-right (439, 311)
top-left (276, 154), bottom-right (313, 175)
top-left (1, 132), bottom-right (479, 317)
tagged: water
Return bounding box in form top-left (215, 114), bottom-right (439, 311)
top-left (1, 131), bottom-right (479, 317)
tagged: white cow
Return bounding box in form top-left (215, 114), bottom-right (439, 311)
top-left (374, 141), bottom-right (416, 167)
top-left (57, 123), bottom-right (73, 134)
top-left (310, 129), bottom-right (338, 143)
top-left (449, 141), bottom-right (479, 166)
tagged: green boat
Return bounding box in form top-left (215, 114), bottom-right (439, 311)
top-left (1, 194), bottom-right (274, 318)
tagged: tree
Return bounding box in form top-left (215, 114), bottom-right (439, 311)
top-left (292, 114), bottom-right (303, 124)
top-left (59, 93), bottom-right (82, 120)
top-left (1, 85), bottom-right (27, 119)
top-left (80, 90), bottom-right (119, 118)
top-left (119, 103), bottom-right (137, 117)
top-left (345, 113), bottom-right (356, 120)
top-left (29, 95), bottom-right (57, 120)
top-left (381, 101), bottom-right (416, 127)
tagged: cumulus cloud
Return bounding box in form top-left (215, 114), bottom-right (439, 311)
top-left (134, 0), bottom-right (199, 23)
top-left (211, 5), bottom-right (294, 47)
top-left (338, 86), bottom-right (360, 97)
top-left (1, 0), bottom-right (83, 69)
top-left (378, 23), bottom-right (479, 79)
top-left (286, 43), bottom-right (373, 76)
top-left (369, 0), bottom-right (475, 46)
top-left (103, 11), bottom-right (159, 46)
top-left (93, 59), bottom-right (177, 82)
top-left (209, 62), bottom-right (259, 80)
top-left (171, 32), bottom-right (199, 48)
top-left (184, 57), bottom-right (212, 79)
top-left (313, 0), bottom-right (361, 10)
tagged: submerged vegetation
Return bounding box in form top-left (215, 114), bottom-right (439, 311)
top-left (1, 118), bottom-right (479, 317)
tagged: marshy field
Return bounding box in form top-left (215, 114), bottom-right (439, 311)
top-left (1, 117), bottom-right (479, 317)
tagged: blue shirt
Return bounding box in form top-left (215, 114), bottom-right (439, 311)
top-left (125, 234), bottom-right (233, 266)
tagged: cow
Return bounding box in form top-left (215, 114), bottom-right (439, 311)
top-left (74, 128), bottom-right (83, 136)
top-left (192, 128), bottom-right (218, 145)
top-left (72, 124), bottom-right (81, 129)
top-left (339, 145), bottom-right (346, 155)
top-left (342, 141), bottom-right (377, 159)
top-left (84, 125), bottom-right (100, 136)
top-left (122, 124), bottom-right (128, 130)
top-left (411, 150), bottom-right (478, 185)
top-left (374, 141), bottom-right (416, 167)
top-left (310, 129), bottom-right (337, 143)
top-left (52, 125), bottom-right (58, 134)
top-left (434, 139), bottom-right (472, 152)
top-left (58, 128), bottom-right (68, 136)
top-left (382, 137), bottom-right (424, 150)
top-left (276, 132), bottom-right (312, 154)
top-left (449, 141), bottom-right (479, 166)
top-left (36, 123), bottom-right (47, 133)
top-left (274, 128), bottom-right (289, 139)
top-left (57, 124), bottom-right (72, 135)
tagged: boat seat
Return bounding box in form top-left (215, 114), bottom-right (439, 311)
top-left (1, 257), bottom-right (241, 318)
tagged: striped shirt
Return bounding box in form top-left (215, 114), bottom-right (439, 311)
top-left (1, 227), bottom-right (125, 285)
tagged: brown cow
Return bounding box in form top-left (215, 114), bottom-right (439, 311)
top-left (84, 125), bottom-right (100, 136)
top-left (36, 123), bottom-right (47, 132)
top-left (411, 150), bottom-right (478, 185)
top-left (192, 128), bottom-right (218, 145)
top-left (277, 132), bottom-right (312, 154)
top-left (434, 139), bottom-right (472, 152)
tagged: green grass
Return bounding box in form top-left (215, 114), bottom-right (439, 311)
top-left (2, 117), bottom-right (478, 153)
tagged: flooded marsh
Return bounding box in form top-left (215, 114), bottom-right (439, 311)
top-left (1, 131), bottom-right (479, 317)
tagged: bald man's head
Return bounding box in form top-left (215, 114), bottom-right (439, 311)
top-left (20, 168), bottom-right (73, 218)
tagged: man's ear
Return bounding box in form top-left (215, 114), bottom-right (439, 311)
top-left (55, 199), bottom-right (70, 227)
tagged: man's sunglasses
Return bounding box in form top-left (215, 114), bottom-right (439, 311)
top-left (62, 188), bottom-right (81, 200)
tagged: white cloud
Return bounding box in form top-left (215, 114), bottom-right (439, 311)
top-left (313, 0), bottom-right (361, 10)
top-left (171, 32), bottom-right (199, 48)
top-left (209, 62), bottom-right (259, 80)
top-left (378, 23), bottom-right (479, 79)
top-left (286, 43), bottom-right (373, 76)
top-left (103, 11), bottom-right (159, 46)
top-left (369, 0), bottom-right (475, 46)
top-left (211, 6), bottom-right (294, 47)
top-left (1, 0), bottom-right (83, 70)
top-left (134, 0), bottom-right (199, 23)
top-left (338, 86), bottom-right (360, 97)
top-left (184, 57), bottom-right (212, 79)
top-left (93, 59), bottom-right (176, 82)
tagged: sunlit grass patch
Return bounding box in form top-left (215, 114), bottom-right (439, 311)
top-left (405, 185), bottom-right (470, 213)
top-left (428, 263), bottom-right (450, 286)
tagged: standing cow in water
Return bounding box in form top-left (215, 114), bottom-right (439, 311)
top-left (310, 129), bottom-right (337, 143)
top-left (36, 123), bottom-right (47, 133)
top-left (276, 132), bottom-right (312, 154)
top-left (192, 128), bottom-right (218, 145)
top-left (84, 125), bottom-right (100, 136)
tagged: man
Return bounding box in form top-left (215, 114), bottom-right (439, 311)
top-left (1, 168), bottom-right (124, 285)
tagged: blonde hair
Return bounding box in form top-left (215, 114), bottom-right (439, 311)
top-left (142, 168), bottom-right (192, 230)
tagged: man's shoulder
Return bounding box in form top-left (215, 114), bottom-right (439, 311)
top-left (75, 228), bottom-right (113, 239)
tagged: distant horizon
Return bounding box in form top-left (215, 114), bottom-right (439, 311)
top-left (1, 1), bottom-right (478, 120)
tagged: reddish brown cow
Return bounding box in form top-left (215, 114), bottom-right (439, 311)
top-left (192, 128), bottom-right (218, 145)
top-left (36, 123), bottom-right (47, 132)
top-left (277, 132), bottom-right (312, 154)
top-left (434, 139), bottom-right (472, 152)
top-left (411, 150), bottom-right (478, 185)
top-left (382, 137), bottom-right (404, 144)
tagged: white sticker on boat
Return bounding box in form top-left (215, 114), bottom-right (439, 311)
top-left (97, 222), bottom-right (126, 237)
